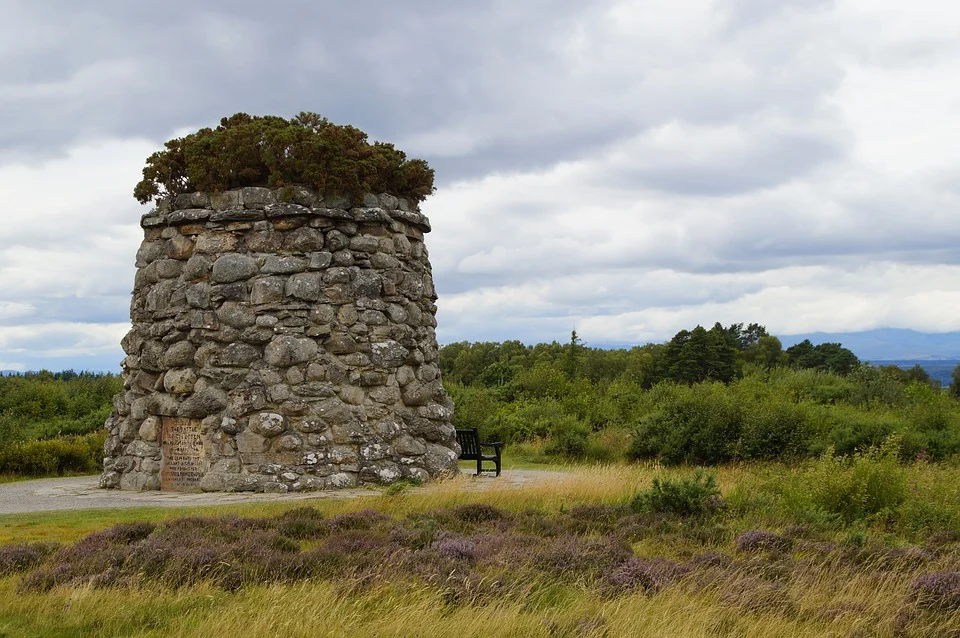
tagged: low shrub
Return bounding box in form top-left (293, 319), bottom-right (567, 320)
top-left (0, 431), bottom-right (105, 477)
top-left (0, 542), bottom-right (60, 576)
top-left (630, 470), bottom-right (722, 517)
top-left (910, 571), bottom-right (960, 610)
top-left (786, 436), bottom-right (907, 524)
top-left (606, 557), bottom-right (690, 593)
top-left (583, 427), bottom-right (631, 463)
top-left (543, 414), bottom-right (591, 459)
top-left (627, 383), bottom-right (741, 464)
top-left (735, 530), bottom-right (789, 553)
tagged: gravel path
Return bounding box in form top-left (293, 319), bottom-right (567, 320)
top-left (0, 469), bottom-right (569, 515)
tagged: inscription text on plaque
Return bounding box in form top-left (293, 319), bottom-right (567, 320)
top-left (160, 417), bottom-right (206, 491)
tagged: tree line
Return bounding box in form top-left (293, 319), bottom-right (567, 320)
top-left (441, 323), bottom-right (868, 390)
top-left (441, 323), bottom-right (960, 464)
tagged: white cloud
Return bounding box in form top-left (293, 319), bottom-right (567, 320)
top-left (0, 322), bottom-right (129, 358)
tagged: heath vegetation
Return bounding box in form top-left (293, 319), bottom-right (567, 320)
top-left (2, 464), bottom-right (960, 636)
top-left (2, 324), bottom-right (960, 635)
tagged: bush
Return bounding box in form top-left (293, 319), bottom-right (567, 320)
top-left (543, 415), bottom-right (591, 459)
top-left (0, 432), bottom-right (105, 477)
top-left (788, 436), bottom-right (907, 524)
top-left (583, 427), bottom-right (631, 463)
top-left (814, 406), bottom-right (903, 458)
top-left (733, 384), bottom-right (814, 461)
top-left (446, 383), bottom-right (500, 438)
top-left (32, 405), bottom-right (112, 439)
top-left (133, 112), bottom-right (435, 205)
top-left (494, 397), bottom-right (567, 444)
top-left (630, 470), bottom-right (721, 517)
top-left (627, 383), bottom-right (741, 464)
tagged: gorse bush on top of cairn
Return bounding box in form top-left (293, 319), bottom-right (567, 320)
top-left (133, 112), bottom-right (435, 205)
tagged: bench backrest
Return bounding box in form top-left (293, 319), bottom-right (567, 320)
top-left (456, 428), bottom-right (481, 458)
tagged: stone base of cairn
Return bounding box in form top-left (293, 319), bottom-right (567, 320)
top-left (100, 187), bottom-right (459, 492)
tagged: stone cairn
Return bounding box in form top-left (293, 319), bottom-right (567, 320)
top-left (100, 187), bottom-right (459, 492)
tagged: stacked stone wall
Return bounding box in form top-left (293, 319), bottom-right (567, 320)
top-left (100, 186), bottom-right (459, 492)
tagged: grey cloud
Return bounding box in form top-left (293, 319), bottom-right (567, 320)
top-left (1, 1), bottom-right (610, 165)
top-left (612, 132), bottom-right (845, 196)
top-left (0, 0), bottom-right (847, 192)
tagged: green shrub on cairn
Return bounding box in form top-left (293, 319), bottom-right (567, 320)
top-left (133, 112), bottom-right (435, 205)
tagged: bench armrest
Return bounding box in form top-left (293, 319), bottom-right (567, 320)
top-left (479, 441), bottom-right (502, 449)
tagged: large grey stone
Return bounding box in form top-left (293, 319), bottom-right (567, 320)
top-left (260, 255), bottom-right (306, 274)
top-left (275, 434), bottom-right (303, 452)
top-left (250, 412), bottom-right (287, 437)
top-left (422, 443), bottom-right (459, 475)
top-left (213, 342), bottom-right (260, 367)
top-left (237, 429), bottom-right (270, 454)
top-left (178, 387), bottom-right (228, 418)
top-left (394, 434), bottom-right (427, 456)
top-left (195, 232), bottom-right (239, 254)
top-left (139, 416), bottom-right (160, 442)
top-left (250, 277), bottom-right (285, 304)
top-left (165, 235), bottom-right (195, 260)
top-left (355, 271), bottom-right (382, 298)
top-left (216, 302), bottom-right (256, 328)
top-left (212, 254), bottom-right (258, 283)
top-left (285, 272), bottom-right (322, 301)
top-left (307, 252), bottom-right (333, 270)
top-left (283, 227), bottom-right (325, 252)
top-left (371, 340), bottom-right (408, 367)
top-left (120, 472), bottom-right (161, 491)
top-left (264, 336), bottom-right (318, 367)
top-left (163, 368), bottom-right (197, 394)
top-left (239, 187), bottom-right (277, 208)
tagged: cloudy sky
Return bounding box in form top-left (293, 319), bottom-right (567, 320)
top-left (1, 0), bottom-right (959, 371)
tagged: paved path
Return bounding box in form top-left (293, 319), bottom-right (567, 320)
top-left (0, 469), bottom-right (569, 515)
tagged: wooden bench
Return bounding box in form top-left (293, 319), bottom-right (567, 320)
top-left (456, 427), bottom-right (502, 477)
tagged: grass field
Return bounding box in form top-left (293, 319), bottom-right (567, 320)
top-left (1, 461), bottom-right (960, 637)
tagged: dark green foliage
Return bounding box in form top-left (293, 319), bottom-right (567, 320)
top-left (543, 414), bottom-right (591, 458)
top-left (133, 112), bottom-right (435, 205)
top-left (785, 340), bottom-right (860, 375)
top-left (439, 327), bottom-right (960, 466)
top-left (628, 383), bottom-right (742, 464)
top-left (563, 330), bottom-right (585, 380)
top-left (630, 470), bottom-right (721, 517)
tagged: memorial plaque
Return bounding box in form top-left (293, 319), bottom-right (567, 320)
top-left (160, 417), bottom-right (206, 490)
